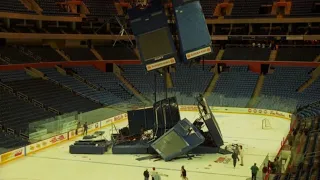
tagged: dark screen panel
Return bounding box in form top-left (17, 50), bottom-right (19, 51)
top-left (174, 1), bottom-right (211, 52)
top-left (152, 130), bottom-right (188, 158)
top-left (138, 28), bottom-right (173, 61)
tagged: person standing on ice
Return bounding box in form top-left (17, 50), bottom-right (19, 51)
top-left (232, 151), bottom-right (239, 168)
top-left (250, 163), bottom-right (259, 180)
top-left (181, 166), bottom-right (188, 180)
top-left (151, 167), bottom-right (161, 180)
top-left (151, 167), bottom-right (157, 180)
top-left (239, 145), bottom-right (244, 166)
top-left (143, 169), bottom-right (150, 180)
top-left (83, 122), bottom-right (88, 135)
top-left (76, 121), bottom-right (81, 135)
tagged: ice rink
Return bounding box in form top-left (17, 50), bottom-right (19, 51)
top-left (0, 112), bottom-right (290, 180)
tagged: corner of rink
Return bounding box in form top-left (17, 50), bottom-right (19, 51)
top-left (0, 109), bottom-right (291, 180)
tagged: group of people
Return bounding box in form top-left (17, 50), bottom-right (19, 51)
top-left (231, 145), bottom-right (244, 168)
top-left (231, 145), bottom-right (259, 180)
top-left (267, 157), bottom-right (282, 174)
top-left (75, 121), bottom-right (88, 136)
top-left (143, 166), bottom-right (187, 180)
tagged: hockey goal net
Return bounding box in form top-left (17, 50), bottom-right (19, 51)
top-left (262, 118), bottom-right (272, 129)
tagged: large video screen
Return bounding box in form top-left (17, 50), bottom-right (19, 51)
top-left (174, 1), bottom-right (211, 52)
top-left (137, 28), bottom-right (174, 61)
top-left (152, 130), bottom-right (188, 158)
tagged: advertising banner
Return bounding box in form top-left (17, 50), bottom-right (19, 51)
top-left (0, 147), bottom-right (24, 164)
top-left (178, 105), bottom-right (291, 120)
top-left (113, 113), bottom-right (127, 123)
top-left (26, 133), bottom-right (67, 155)
top-left (68, 128), bottom-right (83, 139)
top-left (178, 105), bottom-right (198, 111)
top-left (100, 117), bottom-right (114, 128)
top-left (247, 108), bottom-right (291, 119)
top-left (88, 122), bottom-right (101, 133)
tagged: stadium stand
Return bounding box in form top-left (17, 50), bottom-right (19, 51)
top-left (300, 78), bottom-right (320, 107)
top-left (0, 131), bottom-right (29, 154)
top-left (171, 64), bottom-right (214, 104)
top-left (199, 0), bottom-right (222, 18)
top-left (62, 48), bottom-right (97, 61)
top-left (290, 0), bottom-right (320, 16)
top-left (0, 46), bottom-right (39, 64)
top-left (0, 70), bottom-right (33, 82)
top-left (0, 69), bottom-right (101, 114)
top-left (121, 64), bottom-right (166, 101)
top-left (0, 88), bottom-right (55, 133)
top-left (35, 0), bottom-right (78, 16)
top-left (275, 45), bottom-right (320, 62)
top-left (83, 0), bottom-right (118, 18)
top-left (230, 0), bottom-right (261, 17)
top-left (71, 66), bottom-right (140, 104)
top-left (222, 44), bottom-right (271, 61)
top-left (4, 79), bottom-right (102, 114)
top-left (0, 0), bottom-right (36, 14)
top-left (95, 46), bottom-right (138, 60)
top-left (208, 66), bottom-right (259, 107)
top-left (39, 68), bottom-right (123, 105)
top-left (255, 66), bottom-right (314, 112)
top-left (25, 45), bottom-right (65, 62)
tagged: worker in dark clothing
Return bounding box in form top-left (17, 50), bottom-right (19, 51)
top-left (262, 163), bottom-right (268, 179)
top-left (75, 121), bottom-right (81, 135)
top-left (143, 169), bottom-right (149, 180)
top-left (83, 122), bottom-right (88, 135)
top-left (250, 163), bottom-right (259, 180)
top-left (181, 166), bottom-right (187, 180)
top-left (232, 151), bottom-right (240, 168)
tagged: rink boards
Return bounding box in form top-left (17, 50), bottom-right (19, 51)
top-left (0, 106), bottom-right (292, 164)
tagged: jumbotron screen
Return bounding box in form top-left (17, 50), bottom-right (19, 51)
top-left (137, 27), bottom-right (174, 61)
top-left (152, 130), bottom-right (189, 158)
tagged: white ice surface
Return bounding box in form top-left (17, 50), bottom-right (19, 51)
top-left (0, 112), bottom-right (290, 180)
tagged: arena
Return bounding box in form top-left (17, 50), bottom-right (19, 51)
top-left (0, 0), bottom-right (320, 180)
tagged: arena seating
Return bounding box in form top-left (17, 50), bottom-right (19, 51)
top-left (0, 88), bottom-right (55, 133)
top-left (121, 65), bottom-right (166, 101)
top-left (0, 70), bottom-right (101, 114)
top-left (0, 0), bottom-right (36, 14)
top-left (230, 0), bottom-right (261, 17)
top-left (95, 46), bottom-right (138, 60)
top-left (276, 46), bottom-right (320, 62)
top-left (290, 0), bottom-right (320, 16)
top-left (5, 79), bottom-right (102, 114)
top-left (208, 66), bottom-right (259, 107)
top-left (83, 0), bottom-right (118, 18)
top-left (0, 46), bottom-right (39, 64)
top-left (25, 46), bottom-right (65, 62)
top-left (62, 48), bottom-right (97, 61)
top-left (71, 66), bottom-right (140, 104)
top-left (199, 0), bottom-right (222, 18)
top-left (222, 45), bottom-right (271, 61)
top-left (171, 64), bottom-right (214, 104)
top-left (0, 70), bottom-right (33, 82)
top-left (0, 131), bottom-right (29, 154)
top-left (255, 66), bottom-right (313, 112)
top-left (300, 78), bottom-right (320, 107)
top-left (35, 0), bottom-right (78, 16)
top-left (40, 68), bottom-right (123, 105)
